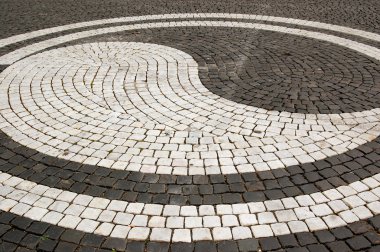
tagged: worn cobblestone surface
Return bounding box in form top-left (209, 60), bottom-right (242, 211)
top-left (0, 0), bottom-right (379, 251)
top-left (0, 0), bottom-right (379, 39)
top-left (0, 132), bottom-right (379, 205)
top-left (1, 211), bottom-right (380, 251)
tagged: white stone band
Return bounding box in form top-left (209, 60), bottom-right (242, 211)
top-left (2, 20), bottom-right (380, 66)
top-left (0, 13), bottom-right (379, 49)
top-left (1, 171), bottom-right (379, 241)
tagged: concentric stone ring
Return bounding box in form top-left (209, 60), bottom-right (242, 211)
top-left (0, 18), bottom-right (380, 175)
top-left (0, 13), bottom-right (379, 247)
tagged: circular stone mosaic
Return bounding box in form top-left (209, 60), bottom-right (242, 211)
top-left (0, 18), bottom-right (379, 175)
top-left (0, 13), bottom-right (379, 245)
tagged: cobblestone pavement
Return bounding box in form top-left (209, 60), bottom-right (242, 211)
top-left (0, 1), bottom-right (380, 251)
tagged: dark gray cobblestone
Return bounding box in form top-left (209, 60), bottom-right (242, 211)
top-left (0, 0), bottom-right (379, 40)
top-left (0, 211), bottom-right (380, 251)
top-left (0, 131), bottom-right (379, 205)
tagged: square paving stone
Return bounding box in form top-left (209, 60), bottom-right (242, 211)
top-left (0, 212), bottom-right (16, 224)
top-left (278, 234), bottom-right (299, 248)
top-left (314, 230), bottom-right (335, 243)
top-left (326, 241), bottom-right (352, 252)
top-left (346, 236), bottom-right (371, 250)
top-left (194, 241), bottom-right (217, 252)
top-left (2, 229), bottom-right (26, 243)
top-left (38, 239), bottom-right (58, 251)
top-left (331, 227), bottom-right (353, 239)
top-left (365, 231), bottom-right (380, 245)
top-left (259, 237), bottom-right (281, 251)
top-left (170, 242), bottom-right (194, 252)
top-left (126, 241), bottom-right (145, 252)
top-left (27, 222), bottom-right (50, 235)
top-left (44, 226), bottom-right (65, 240)
top-left (209, 175), bottom-right (225, 184)
top-left (152, 194), bottom-right (170, 204)
top-left (349, 221), bottom-right (374, 234)
top-left (0, 224), bottom-right (11, 236)
top-left (246, 182), bottom-right (265, 191)
top-left (203, 195), bottom-right (222, 204)
top-left (215, 241), bottom-right (238, 252)
top-left (0, 241), bottom-right (18, 252)
top-left (60, 230), bottom-right (84, 244)
top-left (81, 234), bottom-right (104, 247)
top-left (283, 187), bottom-right (303, 197)
top-left (237, 238), bottom-right (259, 251)
top-left (170, 195), bottom-right (187, 205)
top-left (55, 241), bottom-right (77, 252)
top-left (307, 244), bottom-right (329, 252)
top-left (264, 190), bottom-right (286, 199)
top-left (193, 175), bottom-right (209, 184)
top-left (189, 195), bottom-right (203, 205)
top-left (199, 185), bottom-right (213, 195)
top-left (102, 238), bottom-right (127, 251)
top-left (20, 234), bottom-right (40, 249)
top-left (146, 242), bottom-right (170, 252)
top-left (11, 217), bottom-right (33, 230)
top-left (243, 192), bottom-right (266, 202)
top-left (296, 232), bottom-right (318, 246)
top-left (177, 176), bottom-right (192, 184)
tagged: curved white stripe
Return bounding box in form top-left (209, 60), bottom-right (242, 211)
top-left (0, 13), bottom-right (379, 49)
top-left (2, 20), bottom-right (380, 65)
top-left (0, 171), bottom-right (379, 240)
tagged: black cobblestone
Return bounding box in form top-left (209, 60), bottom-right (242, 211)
top-left (1, 211), bottom-right (379, 251)
top-left (0, 132), bottom-right (378, 205)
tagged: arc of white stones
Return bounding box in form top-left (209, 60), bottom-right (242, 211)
top-left (0, 42), bottom-right (379, 175)
top-left (2, 21), bottom-right (380, 65)
top-left (0, 13), bottom-right (379, 49)
top-left (1, 171), bottom-right (380, 241)
top-left (0, 14), bottom-right (379, 243)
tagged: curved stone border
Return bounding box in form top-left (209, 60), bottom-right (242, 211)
top-left (1, 170), bottom-right (380, 241)
top-left (1, 13), bottom-right (379, 49)
top-left (2, 20), bottom-right (380, 66)
top-left (0, 131), bottom-right (379, 205)
top-left (1, 210), bottom-right (379, 251)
